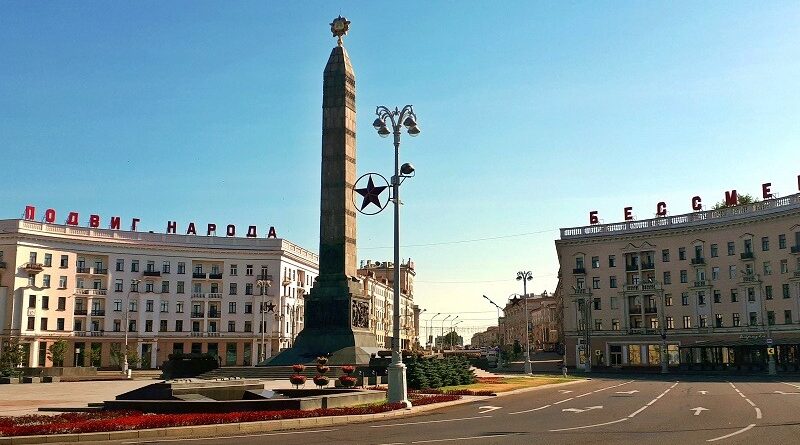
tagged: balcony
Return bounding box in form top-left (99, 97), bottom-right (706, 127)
top-left (90, 310), bottom-right (105, 316)
top-left (207, 332), bottom-right (220, 337)
top-left (191, 293), bottom-right (206, 299)
top-left (75, 288), bottom-right (107, 296)
top-left (193, 272), bottom-right (207, 279)
top-left (94, 268), bottom-right (108, 275)
top-left (791, 246), bottom-right (800, 254)
top-left (690, 257), bottom-right (705, 265)
top-left (191, 312), bottom-right (204, 318)
top-left (628, 306), bottom-right (643, 314)
top-left (143, 270), bottom-right (161, 277)
top-left (623, 284), bottom-right (639, 292)
top-left (794, 270), bottom-right (800, 279)
top-left (256, 274), bottom-right (273, 282)
top-left (692, 280), bottom-right (708, 288)
top-left (570, 287), bottom-right (590, 297)
top-left (640, 262), bottom-right (655, 270)
top-left (209, 273), bottom-right (223, 280)
top-left (207, 311), bottom-right (221, 318)
top-left (627, 328), bottom-right (659, 335)
top-left (74, 309), bottom-right (87, 316)
top-left (644, 307), bottom-right (658, 314)
top-left (740, 251), bottom-right (754, 260)
top-left (89, 330), bottom-right (104, 337)
top-left (625, 264), bottom-right (639, 272)
top-left (190, 331), bottom-right (204, 337)
top-left (207, 293), bottom-right (222, 299)
top-left (22, 262), bottom-right (44, 274)
top-left (76, 267), bottom-right (91, 274)
top-left (572, 267), bottom-right (586, 275)
top-left (741, 274), bottom-right (759, 283)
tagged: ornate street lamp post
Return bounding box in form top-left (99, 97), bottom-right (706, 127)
top-left (372, 105), bottom-right (419, 407)
top-left (516, 271), bottom-right (533, 374)
top-left (123, 279), bottom-right (141, 376)
top-left (256, 278), bottom-right (272, 364)
top-left (482, 295), bottom-right (505, 367)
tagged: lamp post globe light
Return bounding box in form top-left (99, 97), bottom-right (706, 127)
top-left (256, 278), bottom-right (272, 364)
top-left (123, 279), bottom-right (141, 376)
top-left (373, 105), bottom-right (419, 408)
top-left (516, 271), bottom-right (533, 374)
top-left (482, 295), bottom-right (505, 367)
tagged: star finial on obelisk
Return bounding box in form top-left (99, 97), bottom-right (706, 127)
top-left (330, 15), bottom-right (350, 47)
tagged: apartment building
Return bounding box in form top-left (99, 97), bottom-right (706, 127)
top-left (557, 193), bottom-right (800, 372)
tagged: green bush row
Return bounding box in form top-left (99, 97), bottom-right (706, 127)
top-left (406, 356), bottom-right (476, 390)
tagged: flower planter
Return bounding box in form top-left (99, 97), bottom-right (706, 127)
top-left (313, 375), bottom-right (330, 388)
top-left (341, 365), bottom-right (356, 375)
top-left (292, 364), bottom-right (305, 373)
top-left (289, 374), bottom-right (306, 389)
top-left (316, 356), bottom-right (328, 365)
top-left (338, 375), bottom-right (357, 388)
top-left (316, 365), bottom-right (330, 374)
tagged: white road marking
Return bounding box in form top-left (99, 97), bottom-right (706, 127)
top-left (781, 382), bottom-right (800, 390)
top-left (368, 415), bottom-right (491, 428)
top-left (755, 407), bottom-right (762, 419)
top-left (552, 397), bottom-right (574, 405)
top-left (628, 406), bottom-right (649, 418)
top-left (575, 392), bottom-right (592, 398)
top-left (745, 398), bottom-right (756, 407)
top-left (774, 390), bottom-right (800, 395)
top-left (615, 390), bottom-right (639, 395)
top-left (509, 404), bottom-right (550, 415)
top-left (628, 382), bottom-right (678, 418)
top-left (562, 405), bottom-right (602, 413)
top-left (558, 389), bottom-right (573, 394)
top-left (549, 417), bottom-right (628, 432)
top-left (121, 429), bottom-right (338, 444)
top-left (699, 390), bottom-right (708, 395)
top-left (691, 407), bottom-right (709, 416)
top-left (592, 380), bottom-right (635, 393)
top-left (478, 405), bottom-right (501, 414)
top-left (411, 434), bottom-right (512, 444)
top-left (706, 424), bottom-right (756, 442)
top-left (728, 381), bottom-right (762, 426)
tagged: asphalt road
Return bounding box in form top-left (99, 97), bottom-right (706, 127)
top-left (114, 376), bottom-right (800, 445)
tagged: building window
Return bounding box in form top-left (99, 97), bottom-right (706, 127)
top-left (682, 316), bottom-right (691, 329)
top-left (680, 270), bottom-right (687, 283)
top-left (781, 259), bottom-right (789, 274)
top-left (592, 298), bottom-right (601, 310)
top-left (58, 276), bottom-right (67, 289)
top-left (592, 278), bottom-right (600, 289)
top-left (115, 258), bottom-right (123, 271)
top-left (246, 264), bottom-right (254, 276)
top-left (129, 260), bottom-right (138, 272)
top-left (244, 303), bottom-right (253, 314)
top-left (112, 300), bottom-right (121, 312)
top-left (591, 256), bottom-right (600, 268)
top-left (230, 264), bottom-right (238, 276)
top-left (611, 319), bottom-right (619, 331)
top-left (575, 257), bottom-right (584, 270)
top-left (192, 321), bottom-right (200, 333)
top-left (176, 301), bottom-right (184, 313)
top-left (113, 320), bottom-right (121, 332)
top-left (178, 262), bottom-right (186, 274)
top-left (228, 321), bottom-right (236, 332)
top-left (162, 261), bottom-right (171, 273)
top-left (749, 312), bottom-right (758, 326)
top-left (732, 313), bottom-right (740, 327)
top-left (767, 311), bottom-right (775, 326)
top-left (731, 289), bottom-right (738, 303)
top-left (748, 287), bottom-right (755, 302)
top-left (162, 281), bottom-right (170, 293)
top-left (762, 236), bottom-right (770, 251)
top-left (228, 302), bottom-right (237, 314)
top-left (114, 279), bottom-right (123, 292)
top-left (785, 310), bottom-right (793, 324)
top-left (27, 317), bottom-right (35, 330)
top-left (713, 290), bottom-right (721, 303)
top-left (610, 297), bottom-right (618, 309)
top-left (763, 262), bottom-right (772, 275)
top-left (229, 283), bottom-right (238, 295)
top-left (779, 234), bottom-right (787, 249)
top-left (665, 316), bottom-right (674, 329)
top-left (609, 276), bottom-right (617, 288)
top-left (698, 292), bottom-right (706, 305)
top-left (146, 300), bottom-right (154, 312)
top-left (60, 255), bottom-right (68, 268)
top-left (678, 247), bottom-right (686, 260)
top-left (28, 295), bottom-right (36, 308)
top-left (146, 261), bottom-right (155, 272)
top-left (710, 244), bottom-right (718, 258)
top-left (128, 320), bottom-right (137, 332)
top-left (145, 282), bottom-right (154, 293)
top-left (160, 301), bottom-right (169, 313)
top-left (715, 314), bottom-right (723, 328)
top-left (744, 239), bottom-right (753, 253)
top-left (177, 281), bottom-right (185, 294)
top-left (244, 321), bottom-right (252, 332)
top-left (663, 271), bottom-right (671, 285)
top-left (784, 284), bottom-right (791, 299)
top-left (43, 253), bottom-right (52, 267)
top-left (681, 293), bottom-right (689, 306)
top-left (145, 320), bottom-right (153, 332)
top-left (662, 249), bottom-right (670, 262)
top-left (56, 297), bottom-right (65, 311)
top-left (245, 283), bottom-right (253, 295)
top-left (608, 255), bottom-right (616, 267)
top-left (765, 285), bottom-right (773, 299)
top-left (160, 320), bottom-right (168, 332)
top-left (727, 242), bottom-right (735, 256)
top-left (175, 320), bottom-right (183, 332)
top-left (664, 294), bottom-right (673, 306)
top-left (729, 265), bottom-right (736, 279)
top-left (711, 267), bottom-right (719, 281)
top-left (594, 319), bottom-right (602, 331)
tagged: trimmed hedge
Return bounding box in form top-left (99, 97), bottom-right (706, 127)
top-left (406, 356), bottom-right (476, 390)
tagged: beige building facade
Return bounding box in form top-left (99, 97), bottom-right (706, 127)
top-left (501, 292), bottom-right (560, 354)
top-left (557, 192), bottom-right (800, 372)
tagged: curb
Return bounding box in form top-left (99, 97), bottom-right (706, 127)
top-left (1, 378), bottom-right (588, 445)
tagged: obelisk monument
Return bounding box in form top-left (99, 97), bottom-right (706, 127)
top-left (264, 17), bottom-right (377, 366)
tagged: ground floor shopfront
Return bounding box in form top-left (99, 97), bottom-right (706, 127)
top-left (2, 335), bottom-right (290, 369)
top-left (566, 333), bottom-right (800, 373)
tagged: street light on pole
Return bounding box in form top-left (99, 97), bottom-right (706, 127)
top-left (482, 295), bottom-right (505, 366)
top-left (373, 104), bottom-right (420, 408)
top-left (123, 279), bottom-right (141, 376)
top-left (440, 315), bottom-right (451, 349)
top-left (256, 277), bottom-right (272, 364)
top-left (452, 320), bottom-right (463, 349)
top-left (449, 316), bottom-right (459, 348)
top-left (516, 271), bottom-right (533, 374)
top-left (428, 312), bottom-right (441, 349)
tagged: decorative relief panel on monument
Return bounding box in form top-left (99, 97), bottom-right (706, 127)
top-left (351, 300), bottom-right (370, 328)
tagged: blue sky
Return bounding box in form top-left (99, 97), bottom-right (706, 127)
top-left (2, 2), bottom-right (800, 334)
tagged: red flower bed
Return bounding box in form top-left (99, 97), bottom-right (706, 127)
top-left (412, 389), bottom-right (496, 396)
top-left (408, 394), bottom-right (461, 405)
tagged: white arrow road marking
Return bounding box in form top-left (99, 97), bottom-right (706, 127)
top-left (775, 390), bottom-right (800, 395)
top-left (478, 406), bottom-right (501, 414)
top-left (698, 390), bottom-right (708, 395)
top-left (615, 390), bottom-right (639, 395)
top-left (691, 407), bottom-right (708, 416)
top-left (558, 390), bottom-right (573, 394)
top-left (562, 406), bottom-right (603, 413)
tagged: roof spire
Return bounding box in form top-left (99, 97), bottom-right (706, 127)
top-left (330, 15), bottom-right (350, 47)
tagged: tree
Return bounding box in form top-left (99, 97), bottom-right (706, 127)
top-left (0, 340), bottom-right (25, 374)
top-left (48, 340), bottom-right (67, 367)
top-left (109, 343), bottom-right (139, 370)
top-left (442, 331), bottom-right (463, 349)
top-left (712, 193), bottom-right (759, 210)
top-left (89, 344), bottom-right (102, 367)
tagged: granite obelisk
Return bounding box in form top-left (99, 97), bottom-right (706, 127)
top-left (264, 17), bottom-right (377, 366)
